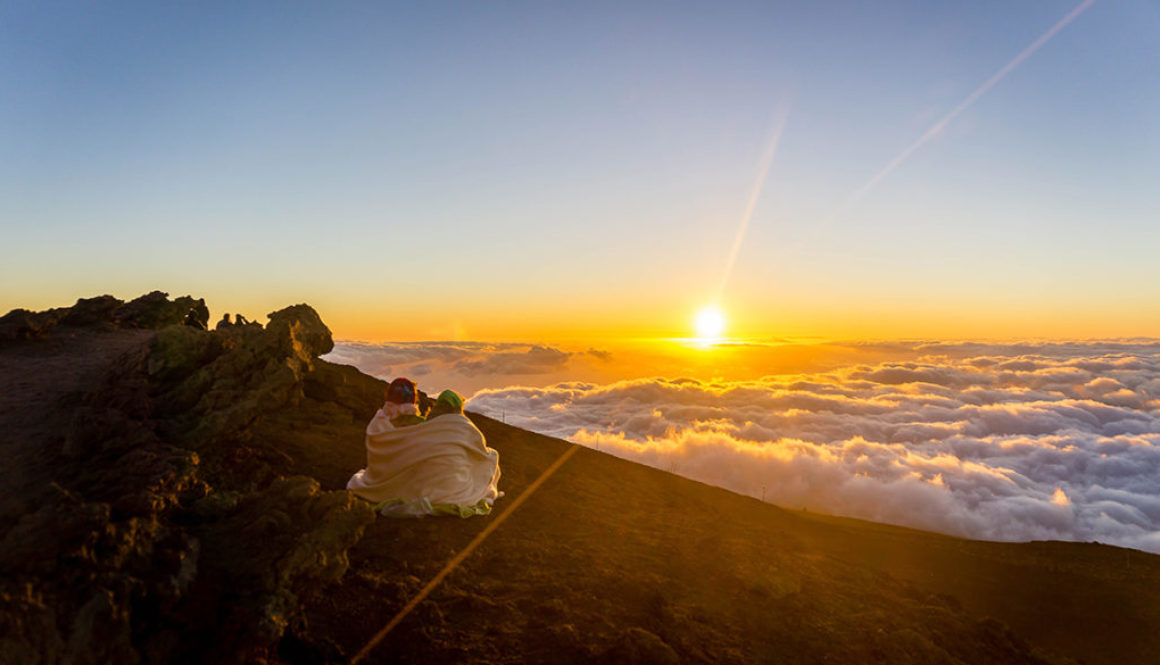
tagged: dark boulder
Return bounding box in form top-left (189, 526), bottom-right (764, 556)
top-left (60, 295), bottom-right (124, 327)
top-left (267, 304), bottom-right (334, 358)
top-left (0, 307), bottom-right (64, 341)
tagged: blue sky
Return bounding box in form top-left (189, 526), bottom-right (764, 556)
top-left (2, 1), bottom-right (1157, 339)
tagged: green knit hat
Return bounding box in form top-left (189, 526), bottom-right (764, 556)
top-left (435, 389), bottom-right (464, 412)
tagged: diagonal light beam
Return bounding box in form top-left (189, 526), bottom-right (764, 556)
top-left (715, 103), bottom-right (791, 304)
top-left (348, 444), bottom-right (580, 665)
top-left (820, 0), bottom-right (1096, 229)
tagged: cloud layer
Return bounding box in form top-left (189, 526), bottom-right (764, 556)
top-left (324, 341), bottom-right (612, 397)
top-left (467, 342), bottom-right (1160, 552)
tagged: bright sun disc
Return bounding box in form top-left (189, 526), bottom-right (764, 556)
top-left (694, 306), bottom-right (725, 339)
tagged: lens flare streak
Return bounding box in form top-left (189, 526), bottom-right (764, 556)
top-left (817, 0), bottom-right (1097, 232)
top-left (715, 103), bottom-right (792, 303)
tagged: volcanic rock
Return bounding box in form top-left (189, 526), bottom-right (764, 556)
top-left (114, 290), bottom-right (209, 330)
top-left (59, 295), bottom-right (124, 327)
top-left (0, 307), bottom-right (63, 341)
top-left (0, 298), bottom-right (375, 665)
top-left (0, 291), bottom-right (211, 343)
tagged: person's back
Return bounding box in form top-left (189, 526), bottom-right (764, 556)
top-left (369, 377), bottom-right (426, 430)
top-left (426, 389), bottom-right (465, 419)
top-left (346, 382), bottom-right (500, 517)
top-left (390, 413), bottom-right (426, 427)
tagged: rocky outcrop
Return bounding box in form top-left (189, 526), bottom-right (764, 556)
top-left (0, 307), bottom-right (65, 340)
top-left (0, 299), bottom-right (377, 665)
top-left (0, 483), bottom-right (198, 665)
top-left (0, 291), bottom-right (210, 342)
top-left (59, 295), bottom-right (123, 327)
top-left (183, 477), bottom-right (372, 663)
top-left (114, 291), bottom-right (208, 330)
top-left (142, 305), bottom-right (335, 481)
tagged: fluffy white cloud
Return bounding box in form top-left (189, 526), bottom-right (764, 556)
top-left (323, 341), bottom-right (613, 396)
top-left (326, 341), bottom-right (613, 377)
top-left (468, 343), bottom-right (1160, 553)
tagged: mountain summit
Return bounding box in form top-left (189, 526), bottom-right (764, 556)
top-left (1, 294), bottom-right (1157, 664)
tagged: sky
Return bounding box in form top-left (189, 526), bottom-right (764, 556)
top-left (3, 0), bottom-right (1159, 341)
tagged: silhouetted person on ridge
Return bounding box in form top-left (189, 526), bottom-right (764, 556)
top-left (183, 306), bottom-right (207, 329)
top-left (235, 313), bottom-right (251, 326)
top-left (215, 313), bottom-right (232, 330)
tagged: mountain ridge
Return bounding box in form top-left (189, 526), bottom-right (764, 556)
top-left (1, 294), bottom-right (1157, 664)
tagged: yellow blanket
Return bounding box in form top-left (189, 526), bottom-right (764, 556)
top-left (346, 412), bottom-right (502, 517)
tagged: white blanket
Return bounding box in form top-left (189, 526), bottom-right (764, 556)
top-left (346, 412), bottom-right (501, 517)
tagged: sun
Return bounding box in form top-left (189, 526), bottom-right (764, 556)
top-left (694, 306), bottom-right (726, 339)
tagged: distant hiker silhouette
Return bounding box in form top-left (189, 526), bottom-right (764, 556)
top-left (183, 304), bottom-right (209, 329)
top-left (215, 313), bottom-right (232, 330)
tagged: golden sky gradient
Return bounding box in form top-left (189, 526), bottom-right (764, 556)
top-left (4, 1), bottom-right (1158, 344)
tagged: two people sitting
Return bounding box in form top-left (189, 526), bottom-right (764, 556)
top-left (347, 377), bottom-right (500, 518)
top-left (372, 377), bottom-right (464, 429)
top-left (215, 313), bottom-right (253, 330)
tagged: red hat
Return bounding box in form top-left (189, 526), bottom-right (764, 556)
top-left (386, 377), bottom-right (418, 404)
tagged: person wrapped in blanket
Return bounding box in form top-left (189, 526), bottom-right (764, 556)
top-left (427, 388), bottom-right (465, 419)
top-left (347, 380), bottom-right (501, 517)
top-left (375, 377), bottom-right (426, 428)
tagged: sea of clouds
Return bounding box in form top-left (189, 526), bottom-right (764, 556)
top-left (329, 339), bottom-right (1160, 552)
top-left (466, 341), bottom-right (1160, 553)
top-left (324, 341), bottom-right (611, 397)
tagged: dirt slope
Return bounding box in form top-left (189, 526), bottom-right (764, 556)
top-left (294, 411), bottom-right (1160, 665)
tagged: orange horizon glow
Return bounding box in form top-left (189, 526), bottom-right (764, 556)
top-left (6, 284), bottom-right (1160, 345)
top-left (322, 299), bottom-right (1160, 344)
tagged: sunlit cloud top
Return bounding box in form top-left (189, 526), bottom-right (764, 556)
top-left (464, 340), bottom-right (1160, 553)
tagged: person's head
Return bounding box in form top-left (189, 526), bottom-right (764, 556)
top-left (221, 313), bottom-right (231, 322)
top-left (385, 377), bottom-right (418, 405)
top-left (427, 389), bottom-right (464, 418)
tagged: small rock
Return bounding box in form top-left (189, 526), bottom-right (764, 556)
top-left (597, 627), bottom-right (681, 665)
